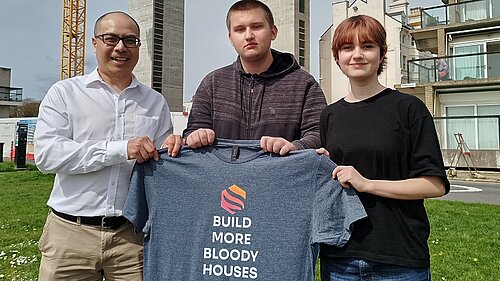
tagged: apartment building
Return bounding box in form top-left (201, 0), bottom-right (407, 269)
top-left (319, 0), bottom-right (422, 103)
top-left (129, 0), bottom-right (184, 112)
top-left (0, 67), bottom-right (22, 118)
top-left (400, 0), bottom-right (500, 169)
top-left (265, 0), bottom-right (311, 71)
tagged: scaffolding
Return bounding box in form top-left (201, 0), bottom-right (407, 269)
top-left (60, 0), bottom-right (86, 80)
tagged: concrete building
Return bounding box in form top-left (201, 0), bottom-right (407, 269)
top-left (400, 0), bottom-right (500, 169)
top-left (319, 0), bottom-right (423, 104)
top-left (128, 0), bottom-right (184, 112)
top-left (0, 67), bottom-right (22, 118)
top-left (265, 0), bottom-right (311, 71)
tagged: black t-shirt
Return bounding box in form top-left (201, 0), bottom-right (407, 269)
top-left (319, 88), bottom-right (450, 268)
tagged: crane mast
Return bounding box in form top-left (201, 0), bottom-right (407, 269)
top-left (60, 0), bottom-right (86, 80)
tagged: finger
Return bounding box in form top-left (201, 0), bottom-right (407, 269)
top-left (140, 137), bottom-right (156, 161)
top-left (153, 148), bottom-right (159, 161)
top-left (316, 148), bottom-right (330, 157)
top-left (272, 139), bottom-right (283, 154)
top-left (339, 180), bottom-right (351, 189)
top-left (200, 133), bottom-right (209, 146)
top-left (260, 137), bottom-right (274, 152)
top-left (206, 130), bottom-right (215, 145)
top-left (279, 143), bottom-right (293, 156)
top-left (169, 137), bottom-right (183, 157)
top-left (332, 167), bottom-right (341, 180)
top-left (137, 145), bottom-right (150, 163)
top-left (186, 134), bottom-right (194, 147)
top-left (166, 136), bottom-right (175, 156)
top-left (188, 132), bottom-right (201, 148)
top-left (199, 130), bottom-right (211, 146)
top-left (260, 137), bottom-right (268, 152)
top-left (127, 139), bottom-right (141, 160)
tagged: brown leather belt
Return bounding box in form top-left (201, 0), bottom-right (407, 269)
top-left (51, 208), bottom-right (128, 229)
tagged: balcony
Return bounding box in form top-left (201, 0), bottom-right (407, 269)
top-left (421, 0), bottom-right (497, 28)
top-left (407, 51), bottom-right (500, 84)
top-left (410, 0), bottom-right (500, 53)
top-left (0, 86), bottom-right (23, 102)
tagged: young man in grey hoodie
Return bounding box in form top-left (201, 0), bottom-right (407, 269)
top-left (165, 0), bottom-right (326, 156)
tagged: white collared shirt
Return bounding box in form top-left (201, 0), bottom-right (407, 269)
top-left (35, 68), bottom-right (172, 216)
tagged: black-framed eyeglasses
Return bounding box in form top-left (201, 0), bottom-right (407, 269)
top-left (95, 34), bottom-right (141, 48)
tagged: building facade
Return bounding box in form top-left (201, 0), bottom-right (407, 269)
top-left (265, 0), bottom-right (311, 71)
top-left (319, 0), bottom-right (422, 104)
top-left (402, 0), bottom-right (500, 169)
top-left (128, 0), bottom-right (184, 111)
top-left (0, 67), bottom-right (22, 118)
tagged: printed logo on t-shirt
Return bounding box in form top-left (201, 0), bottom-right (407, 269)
top-left (205, 185), bottom-right (258, 279)
top-left (221, 184), bottom-right (247, 215)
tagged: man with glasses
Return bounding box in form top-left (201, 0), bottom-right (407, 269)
top-left (35, 11), bottom-right (174, 280)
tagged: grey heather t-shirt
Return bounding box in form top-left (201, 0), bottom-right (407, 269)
top-left (123, 139), bottom-right (366, 281)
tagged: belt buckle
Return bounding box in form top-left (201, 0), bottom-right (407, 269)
top-left (101, 216), bottom-right (112, 228)
top-left (101, 216), bottom-right (125, 229)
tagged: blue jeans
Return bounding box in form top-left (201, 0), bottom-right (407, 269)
top-left (320, 258), bottom-right (431, 281)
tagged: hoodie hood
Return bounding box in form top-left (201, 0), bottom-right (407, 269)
top-left (183, 47), bottom-right (326, 149)
top-left (233, 49), bottom-right (300, 79)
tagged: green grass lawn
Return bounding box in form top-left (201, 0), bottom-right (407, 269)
top-left (0, 167), bottom-right (499, 280)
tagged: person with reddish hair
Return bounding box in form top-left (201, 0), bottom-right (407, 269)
top-left (318, 15), bottom-right (450, 280)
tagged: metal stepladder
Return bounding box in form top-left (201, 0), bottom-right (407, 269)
top-left (448, 132), bottom-right (481, 178)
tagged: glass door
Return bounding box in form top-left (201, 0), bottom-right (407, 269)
top-left (446, 106), bottom-right (476, 149)
top-left (451, 44), bottom-right (485, 80)
top-left (459, 0), bottom-right (489, 21)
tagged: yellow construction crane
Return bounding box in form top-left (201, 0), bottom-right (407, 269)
top-left (60, 0), bottom-right (86, 80)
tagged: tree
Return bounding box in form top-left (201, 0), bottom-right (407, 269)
top-left (10, 98), bottom-right (40, 117)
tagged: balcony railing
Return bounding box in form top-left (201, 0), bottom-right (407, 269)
top-left (0, 86), bottom-right (23, 102)
top-left (407, 51), bottom-right (500, 83)
top-left (434, 115), bottom-right (500, 150)
top-left (421, 0), bottom-right (496, 28)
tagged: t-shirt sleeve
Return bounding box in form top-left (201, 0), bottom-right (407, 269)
top-left (123, 162), bottom-right (150, 234)
top-left (408, 99), bottom-right (451, 194)
top-left (311, 156), bottom-right (367, 246)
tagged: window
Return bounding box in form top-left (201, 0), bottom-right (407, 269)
top-left (299, 57), bottom-right (305, 66)
top-left (445, 105), bottom-right (500, 149)
top-left (299, 0), bottom-right (305, 13)
top-left (298, 19), bottom-right (306, 67)
top-left (459, 0), bottom-right (489, 22)
top-left (451, 44), bottom-right (485, 80)
top-left (152, 0), bottom-right (164, 93)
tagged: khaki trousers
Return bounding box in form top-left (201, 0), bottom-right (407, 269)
top-left (38, 211), bottom-right (144, 281)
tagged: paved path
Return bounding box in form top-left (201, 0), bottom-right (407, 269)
top-left (447, 169), bottom-right (500, 184)
top-left (436, 180), bottom-right (500, 205)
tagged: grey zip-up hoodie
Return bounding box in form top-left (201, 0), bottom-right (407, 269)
top-left (183, 49), bottom-right (326, 149)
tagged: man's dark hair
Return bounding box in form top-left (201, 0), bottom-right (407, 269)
top-left (226, 0), bottom-right (274, 31)
top-left (94, 11), bottom-right (140, 36)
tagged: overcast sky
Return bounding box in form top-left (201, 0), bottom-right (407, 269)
top-left (0, 0), bottom-right (442, 103)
